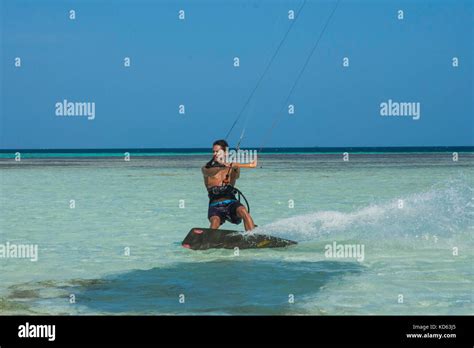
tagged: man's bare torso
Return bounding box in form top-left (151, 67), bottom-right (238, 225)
top-left (202, 166), bottom-right (240, 201)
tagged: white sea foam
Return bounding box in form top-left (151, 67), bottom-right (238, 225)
top-left (258, 178), bottom-right (473, 247)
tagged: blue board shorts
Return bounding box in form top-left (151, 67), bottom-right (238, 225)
top-left (208, 199), bottom-right (244, 225)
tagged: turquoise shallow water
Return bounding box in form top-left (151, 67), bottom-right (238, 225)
top-left (0, 153), bottom-right (472, 315)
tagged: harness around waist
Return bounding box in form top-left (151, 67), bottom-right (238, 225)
top-left (208, 185), bottom-right (237, 201)
top-left (207, 184), bottom-right (250, 213)
top-left (209, 199), bottom-right (237, 207)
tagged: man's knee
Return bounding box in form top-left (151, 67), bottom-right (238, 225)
top-left (209, 216), bottom-right (221, 226)
top-left (236, 206), bottom-right (249, 218)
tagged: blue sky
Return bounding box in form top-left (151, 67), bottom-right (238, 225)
top-left (1, 0), bottom-right (472, 149)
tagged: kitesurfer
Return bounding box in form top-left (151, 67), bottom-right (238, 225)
top-left (202, 140), bottom-right (257, 231)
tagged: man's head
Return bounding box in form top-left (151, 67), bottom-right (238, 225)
top-left (212, 139), bottom-right (228, 164)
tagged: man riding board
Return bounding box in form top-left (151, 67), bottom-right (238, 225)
top-left (202, 140), bottom-right (257, 231)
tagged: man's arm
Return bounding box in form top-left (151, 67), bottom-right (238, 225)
top-left (232, 167), bottom-right (240, 180)
top-left (230, 159), bottom-right (257, 169)
top-left (201, 165), bottom-right (222, 177)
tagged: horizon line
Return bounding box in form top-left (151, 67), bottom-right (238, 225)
top-left (1, 146), bottom-right (473, 154)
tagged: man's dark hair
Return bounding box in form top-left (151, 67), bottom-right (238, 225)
top-left (213, 139), bottom-right (229, 151)
top-left (205, 139), bottom-right (229, 168)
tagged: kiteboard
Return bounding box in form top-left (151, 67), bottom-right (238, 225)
top-left (182, 227), bottom-right (297, 250)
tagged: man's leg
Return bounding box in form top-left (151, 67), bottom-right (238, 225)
top-left (209, 215), bottom-right (221, 229)
top-left (236, 206), bottom-right (255, 231)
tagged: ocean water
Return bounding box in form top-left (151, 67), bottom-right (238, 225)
top-left (0, 152), bottom-right (472, 315)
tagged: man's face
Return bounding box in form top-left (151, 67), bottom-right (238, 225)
top-left (213, 145), bottom-right (226, 164)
